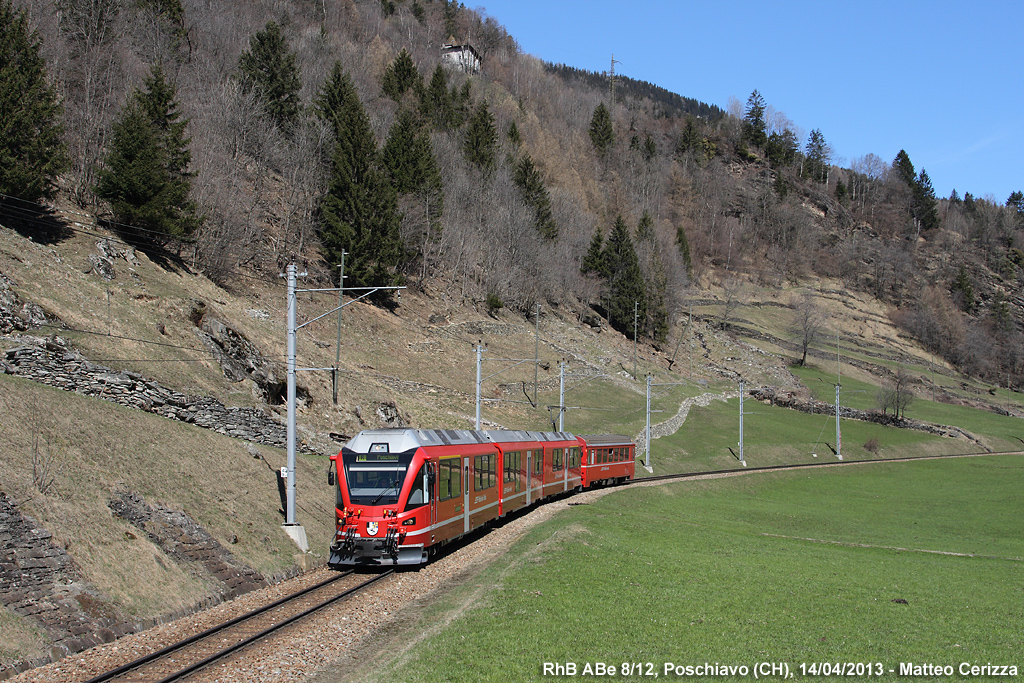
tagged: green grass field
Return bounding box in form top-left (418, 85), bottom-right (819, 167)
top-left (362, 455), bottom-right (1024, 682)
top-left (641, 396), bottom-right (976, 477)
top-left (790, 364), bottom-right (1024, 452)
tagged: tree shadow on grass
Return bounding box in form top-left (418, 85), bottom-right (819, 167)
top-left (0, 197), bottom-right (74, 245)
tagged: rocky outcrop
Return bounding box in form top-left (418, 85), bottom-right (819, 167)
top-left (0, 273), bottom-right (52, 334)
top-left (0, 493), bottom-right (134, 674)
top-left (108, 492), bottom-right (267, 599)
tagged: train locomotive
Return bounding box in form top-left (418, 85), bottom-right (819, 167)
top-left (327, 428), bottom-right (635, 566)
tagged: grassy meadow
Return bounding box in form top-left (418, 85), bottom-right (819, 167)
top-left (357, 455), bottom-right (1024, 682)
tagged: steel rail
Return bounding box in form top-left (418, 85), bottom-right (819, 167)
top-left (626, 448), bottom-right (1024, 487)
top-left (84, 570), bottom-right (393, 683)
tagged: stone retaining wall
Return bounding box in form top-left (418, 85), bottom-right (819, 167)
top-left (1, 335), bottom-right (308, 452)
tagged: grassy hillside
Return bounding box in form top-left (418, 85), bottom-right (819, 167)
top-left (352, 455), bottom-right (1024, 683)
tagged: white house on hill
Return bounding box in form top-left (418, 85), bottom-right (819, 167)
top-left (441, 35), bottom-right (480, 73)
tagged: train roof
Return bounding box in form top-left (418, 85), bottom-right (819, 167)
top-left (576, 434), bottom-right (634, 447)
top-left (343, 428), bottom-right (579, 453)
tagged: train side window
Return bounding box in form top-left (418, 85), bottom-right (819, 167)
top-left (406, 465), bottom-right (427, 509)
top-left (532, 450), bottom-right (542, 475)
top-left (439, 458), bottom-right (461, 501)
top-left (504, 451), bottom-right (521, 482)
top-left (474, 454), bottom-right (496, 491)
top-left (552, 448), bottom-right (563, 472)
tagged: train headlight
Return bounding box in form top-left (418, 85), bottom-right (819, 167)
top-left (402, 517), bottom-right (416, 526)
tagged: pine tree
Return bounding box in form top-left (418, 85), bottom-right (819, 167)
top-left (589, 102), bottom-right (614, 158)
top-left (742, 89), bottom-right (767, 148)
top-left (382, 107), bottom-right (443, 228)
top-left (95, 63), bottom-right (200, 240)
top-left (892, 149), bottom-right (916, 186)
top-left (635, 211), bottom-right (654, 243)
top-left (804, 129), bottom-right (831, 182)
top-left (506, 120), bottom-right (521, 148)
top-left (315, 62), bottom-right (404, 297)
top-left (464, 100), bottom-right (497, 173)
top-left (675, 224), bottom-right (693, 278)
top-left (602, 215), bottom-right (646, 336)
top-left (913, 169), bottom-right (939, 232)
top-left (238, 21), bottom-right (302, 131)
top-left (0, 1), bottom-right (67, 200)
top-left (513, 153), bottom-right (557, 239)
top-left (421, 64), bottom-right (458, 130)
top-left (581, 230), bottom-right (607, 276)
top-left (381, 48), bottom-right (422, 103)
top-left (951, 264), bottom-right (976, 314)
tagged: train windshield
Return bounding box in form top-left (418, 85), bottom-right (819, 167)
top-left (344, 464), bottom-right (407, 506)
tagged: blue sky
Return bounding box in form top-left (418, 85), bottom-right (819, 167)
top-left (475, 1), bottom-right (1022, 203)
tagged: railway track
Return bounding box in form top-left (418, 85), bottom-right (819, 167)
top-left (629, 447), bottom-right (1024, 486)
top-left (83, 570), bottom-right (393, 683)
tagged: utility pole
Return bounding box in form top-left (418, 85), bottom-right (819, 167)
top-left (333, 252), bottom-right (346, 405)
top-left (835, 383), bottom-right (843, 460)
top-left (284, 265), bottom-right (303, 538)
top-left (475, 343), bottom-right (483, 429)
top-left (282, 260), bottom-right (404, 552)
top-left (559, 361), bottom-right (566, 431)
top-left (534, 303), bottom-right (541, 404)
top-left (645, 375), bottom-right (651, 469)
top-left (609, 54), bottom-right (619, 103)
top-left (633, 301), bottom-right (639, 380)
top-left (738, 380), bottom-right (747, 467)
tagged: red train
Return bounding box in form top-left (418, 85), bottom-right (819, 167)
top-left (327, 429), bottom-right (635, 566)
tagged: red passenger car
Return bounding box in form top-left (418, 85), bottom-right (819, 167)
top-left (328, 428), bottom-right (629, 567)
top-left (577, 434), bottom-right (635, 487)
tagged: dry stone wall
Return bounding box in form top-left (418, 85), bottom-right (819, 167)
top-left (0, 335), bottom-right (315, 453)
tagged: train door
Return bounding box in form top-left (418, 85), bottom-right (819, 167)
top-left (463, 457), bottom-right (470, 533)
top-left (429, 461), bottom-right (437, 528)
top-left (525, 450), bottom-right (532, 505)
top-left (565, 448), bottom-right (573, 491)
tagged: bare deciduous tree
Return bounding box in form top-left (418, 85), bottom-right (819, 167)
top-left (790, 291), bottom-right (827, 366)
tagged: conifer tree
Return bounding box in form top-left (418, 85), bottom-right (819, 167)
top-left (804, 129), bottom-right (831, 183)
top-left (913, 169), bottom-right (939, 232)
top-left (742, 90), bottom-right (767, 148)
top-left (422, 64), bottom-right (457, 130)
top-left (635, 211), bottom-right (654, 243)
top-left (506, 120), bottom-right (521, 148)
top-left (95, 63), bottom-right (200, 240)
top-left (581, 230), bottom-right (607, 277)
top-left (675, 224), bottom-right (693, 278)
top-left (382, 107), bottom-right (443, 228)
top-left (513, 153), bottom-right (557, 239)
top-left (589, 102), bottom-right (614, 158)
top-left (464, 100), bottom-right (497, 173)
top-left (315, 62), bottom-right (404, 296)
top-left (238, 21), bottom-right (302, 131)
top-left (602, 215), bottom-right (646, 336)
top-left (951, 264), bottom-right (975, 314)
top-left (381, 48), bottom-right (422, 103)
top-left (0, 1), bottom-right (67, 200)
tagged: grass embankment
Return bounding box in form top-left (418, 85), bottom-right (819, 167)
top-left (643, 395), bottom-right (974, 477)
top-left (790, 364), bottom-right (1024, 453)
top-left (363, 455), bottom-right (1024, 682)
top-left (0, 374), bottom-right (335, 666)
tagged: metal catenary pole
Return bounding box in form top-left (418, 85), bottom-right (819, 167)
top-left (534, 303), bottom-right (540, 404)
top-left (475, 343), bottom-right (483, 429)
top-left (333, 252), bottom-right (346, 405)
top-left (645, 375), bottom-right (651, 468)
top-left (559, 360), bottom-right (566, 431)
top-left (285, 264), bottom-right (300, 526)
